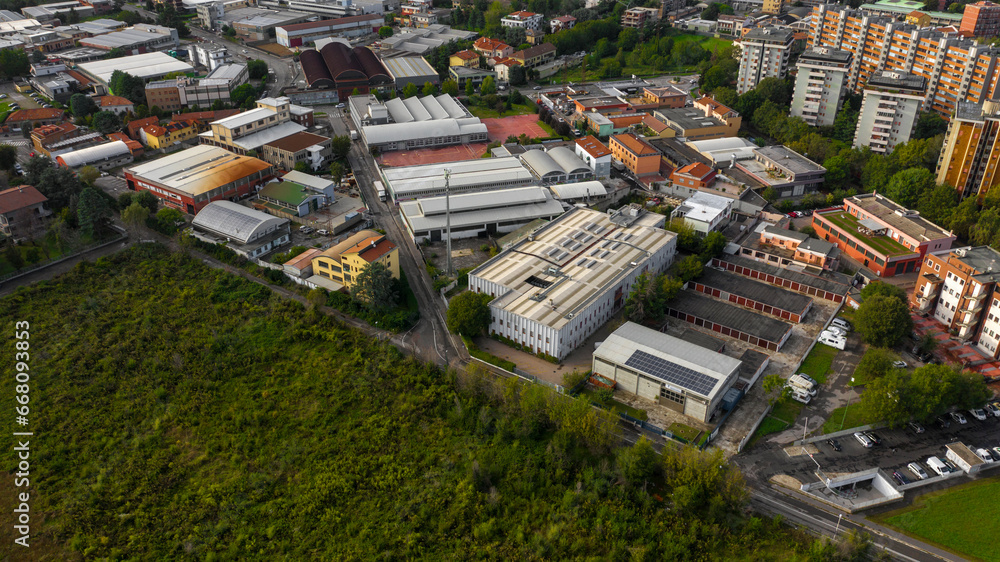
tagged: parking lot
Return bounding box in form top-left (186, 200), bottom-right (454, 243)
top-left (790, 411), bottom-right (1000, 483)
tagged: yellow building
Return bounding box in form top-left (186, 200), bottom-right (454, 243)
top-left (763, 0), bottom-right (782, 14)
top-left (449, 50), bottom-right (480, 68)
top-left (139, 120), bottom-right (198, 149)
top-left (312, 229), bottom-right (399, 290)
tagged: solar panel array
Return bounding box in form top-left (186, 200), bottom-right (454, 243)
top-left (624, 350), bottom-right (718, 396)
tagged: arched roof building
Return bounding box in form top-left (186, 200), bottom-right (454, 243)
top-left (299, 44), bottom-right (392, 98)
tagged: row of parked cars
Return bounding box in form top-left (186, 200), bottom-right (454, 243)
top-left (818, 317), bottom-right (851, 350)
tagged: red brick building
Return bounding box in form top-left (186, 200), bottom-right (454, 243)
top-left (961, 1), bottom-right (1000, 37)
top-left (670, 162), bottom-right (716, 188)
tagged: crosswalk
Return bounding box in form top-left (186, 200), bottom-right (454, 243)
top-left (3, 140), bottom-right (29, 146)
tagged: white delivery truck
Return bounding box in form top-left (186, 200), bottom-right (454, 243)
top-left (350, 129), bottom-right (359, 140)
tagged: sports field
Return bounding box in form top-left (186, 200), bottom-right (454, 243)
top-left (377, 143), bottom-right (487, 167)
top-left (482, 114), bottom-right (549, 142)
top-left (873, 476), bottom-right (1000, 561)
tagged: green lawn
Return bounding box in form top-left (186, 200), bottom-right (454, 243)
top-left (818, 211), bottom-right (912, 257)
top-left (798, 344), bottom-right (839, 384)
top-left (578, 388), bottom-right (648, 421)
top-left (822, 402), bottom-right (866, 434)
top-left (752, 399), bottom-right (803, 440)
top-left (558, 33), bottom-right (733, 83)
top-left (536, 120), bottom-right (559, 137)
top-left (467, 103), bottom-right (536, 119)
top-left (668, 422), bottom-right (701, 443)
top-left (873, 477), bottom-right (1000, 561)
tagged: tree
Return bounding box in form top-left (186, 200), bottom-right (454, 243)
top-left (155, 208), bottom-right (184, 234)
top-left (0, 48), bottom-right (29, 80)
top-left (917, 184), bottom-right (959, 225)
top-left (330, 135), bottom-right (352, 160)
top-left (77, 187), bottom-right (112, 237)
top-left (617, 27), bottom-right (639, 51)
top-left (480, 76), bottom-right (496, 96)
top-left (617, 437), bottom-right (658, 485)
top-left (402, 82), bottom-right (419, 98)
top-left (859, 369), bottom-right (909, 427)
top-left (674, 255), bottom-right (704, 283)
top-left (447, 291), bottom-right (492, 335)
top-left (107, 47), bottom-right (128, 59)
top-left (92, 111), bottom-right (122, 134)
top-left (855, 294), bottom-right (913, 348)
top-left (754, 77), bottom-right (792, 107)
top-left (70, 93), bottom-right (98, 118)
top-left (77, 165), bottom-right (100, 186)
top-left (36, 166), bottom-right (81, 211)
top-left (665, 219), bottom-right (701, 253)
top-left (624, 272), bottom-right (661, 324)
top-left (465, 79), bottom-right (475, 97)
top-left (4, 244), bottom-right (24, 270)
top-left (0, 144), bottom-right (16, 171)
top-left (822, 155), bottom-right (851, 190)
top-left (294, 161), bottom-right (311, 174)
top-left (379, 25), bottom-right (393, 38)
top-left (121, 201), bottom-right (150, 234)
top-left (247, 59), bottom-right (268, 80)
top-left (702, 231), bottom-right (727, 259)
top-left (509, 64), bottom-right (527, 86)
top-left (441, 79), bottom-right (459, 96)
top-left (884, 168), bottom-right (935, 208)
top-left (761, 186), bottom-right (778, 203)
top-left (913, 111), bottom-right (947, 139)
top-left (231, 84), bottom-right (257, 108)
top-left (351, 261), bottom-right (398, 313)
top-left (762, 374), bottom-right (791, 405)
top-left (860, 280), bottom-right (908, 303)
top-left (422, 81), bottom-right (437, 97)
top-left (854, 347), bottom-right (900, 385)
top-left (329, 161), bottom-right (345, 184)
top-left (134, 190), bottom-right (159, 214)
top-left (108, 70), bottom-right (146, 104)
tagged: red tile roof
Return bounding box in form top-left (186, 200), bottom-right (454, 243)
top-left (172, 109), bottom-right (239, 122)
top-left (100, 95), bottom-right (133, 107)
top-left (0, 185), bottom-right (47, 214)
top-left (279, 14), bottom-right (380, 31)
top-left (264, 131), bottom-right (329, 153)
top-left (126, 116), bottom-right (160, 138)
top-left (675, 162), bottom-right (714, 179)
top-left (6, 108), bottom-right (64, 122)
top-left (344, 235), bottom-right (397, 263)
top-left (65, 69), bottom-right (94, 86)
top-left (506, 10), bottom-right (539, 18)
top-left (612, 133), bottom-right (658, 156)
top-left (452, 49), bottom-right (479, 60)
top-left (575, 135), bottom-right (611, 158)
top-left (474, 37), bottom-right (511, 52)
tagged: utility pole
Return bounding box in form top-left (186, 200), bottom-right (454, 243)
top-left (445, 168), bottom-right (452, 277)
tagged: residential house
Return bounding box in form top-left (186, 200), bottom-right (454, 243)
top-left (449, 49), bottom-right (480, 67)
top-left (126, 116), bottom-right (160, 140)
top-left (549, 14), bottom-right (576, 33)
top-left (511, 42), bottom-right (556, 68)
top-left (501, 10), bottom-right (544, 30)
top-left (98, 95), bottom-right (133, 116)
top-left (5, 108), bottom-right (65, 130)
top-left (312, 229), bottom-right (400, 290)
top-left (493, 57), bottom-right (521, 81)
top-left (739, 224), bottom-right (840, 271)
top-left (140, 120), bottom-right (198, 149)
top-left (671, 162), bottom-right (717, 189)
top-left (0, 185), bottom-right (51, 242)
top-left (472, 37), bottom-right (514, 62)
top-left (574, 135), bottom-right (612, 179)
top-left (260, 130), bottom-right (332, 171)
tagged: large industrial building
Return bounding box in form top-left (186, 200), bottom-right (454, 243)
top-left (276, 14), bottom-right (381, 47)
top-left (55, 140), bottom-right (133, 170)
top-left (593, 322), bottom-right (742, 423)
top-left (348, 93), bottom-right (487, 152)
top-left (77, 23), bottom-right (178, 54)
top-left (399, 186), bottom-right (565, 243)
top-left (468, 205), bottom-right (677, 360)
top-left (124, 145), bottom-right (274, 214)
top-left (378, 157), bottom-right (534, 201)
top-left (380, 56), bottom-right (440, 90)
top-left (299, 42), bottom-right (393, 100)
top-left (77, 52), bottom-right (194, 93)
top-left (190, 201), bottom-right (290, 259)
top-left (519, 148), bottom-right (593, 185)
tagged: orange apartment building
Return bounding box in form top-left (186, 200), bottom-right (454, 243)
top-left (670, 162), bottom-right (716, 188)
top-left (961, 1), bottom-right (1000, 38)
top-left (739, 224), bottom-right (840, 271)
top-left (609, 133), bottom-right (660, 177)
top-left (937, 99), bottom-right (1000, 202)
top-left (809, 4), bottom-right (1000, 117)
top-left (911, 245), bottom-right (1000, 356)
top-left (812, 193), bottom-right (956, 277)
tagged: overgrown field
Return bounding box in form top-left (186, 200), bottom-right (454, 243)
top-left (1, 245), bottom-right (829, 560)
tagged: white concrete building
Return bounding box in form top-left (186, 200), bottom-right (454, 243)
top-left (854, 71), bottom-right (925, 155)
top-left (348, 93), bottom-right (487, 153)
top-left (593, 322), bottom-right (742, 423)
top-left (574, 135), bottom-right (612, 179)
top-left (736, 26), bottom-right (793, 94)
top-left (378, 157), bottom-right (534, 201)
top-left (188, 42), bottom-right (233, 71)
top-left (790, 47), bottom-right (852, 127)
top-left (399, 186), bottom-right (565, 243)
top-left (670, 192), bottom-right (733, 236)
top-left (468, 205), bottom-right (677, 360)
top-left (190, 201), bottom-right (290, 259)
top-left (500, 10), bottom-right (544, 30)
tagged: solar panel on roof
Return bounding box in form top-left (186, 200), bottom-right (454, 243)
top-left (624, 350), bottom-right (718, 396)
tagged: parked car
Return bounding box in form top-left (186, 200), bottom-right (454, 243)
top-left (299, 226), bottom-right (313, 234)
top-left (993, 446), bottom-right (1000, 459)
top-left (907, 421), bottom-right (925, 434)
top-left (892, 361), bottom-right (908, 369)
top-left (533, 86), bottom-right (541, 90)
top-left (827, 438), bottom-right (842, 452)
top-left (336, 103), bottom-right (345, 108)
top-left (854, 432), bottom-right (874, 448)
top-left (951, 411), bottom-right (968, 424)
top-left (825, 326), bottom-right (848, 337)
top-left (918, 351), bottom-right (934, 363)
top-left (864, 431), bottom-right (882, 445)
top-left (0, 93), bottom-right (6, 98)
top-left (892, 470), bottom-right (911, 486)
top-left (969, 408), bottom-right (987, 421)
top-left (988, 402), bottom-right (1000, 417)
top-left (976, 448), bottom-right (996, 463)
top-left (936, 415), bottom-right (951, 429)
top-left (316, 229), bottom-right (329, 236)
top-left (798, 373), bottom-right (818, 386)
top-left (830, 318), bottom-right (852, 331)
top-left (907, 462), bottom-right (928, 480)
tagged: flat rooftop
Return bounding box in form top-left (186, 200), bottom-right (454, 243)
top-left (866, 71), bottom-right (926, 92)
top-left (798, 47), bottom-right (852, 65)
top-left (657, 107), bottom-right (726, 131)
top-left (126, 145), bottom-right (271, 197)
top-left (696, 268), bottom-right (814, 314)
top-left (754, 146), bottom-right (824, 175)
top-left (667, 290), bottom-right (793, 344)
top-left (848, 193), bottom-right (953, 242)
top-left (399, 186), bottom-right (564, 233)
top-left (380, 157), bottom-right (533, 198)
top-left (718, 254), bottom-right (853, 296)
top-left (78, 51), bottom-right (193, 83)
top-left (471, 207), bottom-right (674, 332)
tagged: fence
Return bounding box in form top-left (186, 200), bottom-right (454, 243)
top-left (620, 412), bottom-right (672, 440)
top-left (737, 402), bottom-right (774, 453)
top-left (0, 226), bottom-right (127, 284)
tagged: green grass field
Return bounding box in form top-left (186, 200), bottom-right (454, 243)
top-left (873, 477), bottom-right (1000, 561)
top-left (556, 33), bottom-right (733, 83)
top-left (798, 344), bottom-right (839, 384)
top-left (668, 422), bottom-right (701, 442)
top-left (822, 402), bottom-right (866, 434)
top-left (467, 103), bottom-right (536, 119)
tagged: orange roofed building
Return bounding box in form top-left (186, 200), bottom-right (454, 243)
top-left (671, 162), bottom-right (717, 189)
top-left (473, 37), bottom-right (514, 62)
top-left (609, 133), bottom-right (661, 177)
top-left (311, 229), bottom-right (399, 291)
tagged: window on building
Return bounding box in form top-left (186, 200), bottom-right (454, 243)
top-left (660, 386), bottom-right (684, 405)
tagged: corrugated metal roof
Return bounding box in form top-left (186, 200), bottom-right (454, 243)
top-left (192, 201), bottom-right (285, 245)
top-left (549, 181), bottom-right (607, 200)
top-left (77, 51), bottom-right (193, 83)
top-left (381, 55), bottom-right (437, 79)
top-left (126, 145), bottom-right (272, 197)
top-left (58, 140), bottom-right (131, 167)
top-left (400, 187), bottom-right (563, 233)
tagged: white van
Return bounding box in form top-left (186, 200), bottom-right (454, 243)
top-left (818, 332), bottom-right (847, 350)
top-left (790, 388), bottom-right (812, 404)
top-left (926, 456), bottom-right (950, 476)
top-left (854, 432), bottom-right (874, 448)
top-left (831, 318), bottom-right (852, 332)
top-left (824, 326), bottom-right (847, 337)
top-left (787, 374), bottom-right (817, 396)
top-left (976, 448), bottom-right (995, 463)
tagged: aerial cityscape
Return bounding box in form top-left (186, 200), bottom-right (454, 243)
top-left (2, 0), bottom-right (1000, 557)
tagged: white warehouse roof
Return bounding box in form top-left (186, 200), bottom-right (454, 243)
top-left (400, 186), bottom-right (565, 234)
top-left (362, 118), bottom-right (486, 146)
top-left (549, 181), bottom-right (608, 200)
top-left (78, 51), bottom-right (194, 83)
top-left (380, 157), bottom-right (533, 200)
top-left (57, 140), bottom-right (130, 167)
top-left (595, 321), bottom-right (741, 400)
top-left (192, 201), bottom-right (286, 245)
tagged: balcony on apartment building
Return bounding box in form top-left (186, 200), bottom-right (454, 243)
top-left (914, 273), bottom-right (944, 311)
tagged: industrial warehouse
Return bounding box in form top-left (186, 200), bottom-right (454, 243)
top-left (664, 291), bottom-right (794, 352)
top-left (124, 145), bottom-right (274, 214)
top-left (398, 186), bottom-right (564, 243)
top-left (468, 205), bottom-right (677, 360)
top-left (712, 255), bottom-right (852, 303)
top-left (349, 93), bottom-right (487, 152)
top-left (77, 52), bottom-right (194, 92)
top-left (378, 157), bottom-right (534, 201)
top-left (593, 322), bottom-right (743, 424)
